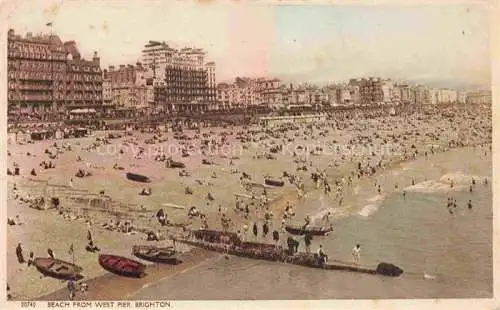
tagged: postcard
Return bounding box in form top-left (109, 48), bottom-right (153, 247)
top-left (1, 0), bottom-right (497, 309)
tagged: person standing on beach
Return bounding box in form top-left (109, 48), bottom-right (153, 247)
top-left (27, 251), bottom-right (34, 267)
top-left (317, 245), bottom-right (328, 265)
top-left (67, 280), bottom-right (76, 301)
top-left (352, 244), bottom-right (361, 265)
top-left (304, 234), bottom-right (312, 254)
top-left (47, 248), bottom-right (55, 259)
top-left (16, 243), bottom-right (24, 264)
top-left (467, 200), bottom-right (473, 209)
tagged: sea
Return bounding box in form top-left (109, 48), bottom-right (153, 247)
top-left (131, 146), bottom-right (492, 299)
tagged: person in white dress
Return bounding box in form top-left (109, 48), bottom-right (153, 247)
top-left (352, 244), bottom-right (361, 265)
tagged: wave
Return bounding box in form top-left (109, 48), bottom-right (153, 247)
top-left (405, 180), bottom-right (456, 193)
top-left (366, 194), bottom-right (384, 203)
top-left (357, 203), bottom-right (379, 217)
top-left (309, 195), bottom-right (349, 223)
top-left (406, 172), bottom-right (485, 194)
top-left (439, 172), bottom-right (484, 185)
top-left (356, 194), bottom-right (386, 217)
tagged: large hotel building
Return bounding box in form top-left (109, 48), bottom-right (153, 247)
top-left (141, 40), bottom-right (217, 113)
top-left (7, 29), bottom-right (103, 123)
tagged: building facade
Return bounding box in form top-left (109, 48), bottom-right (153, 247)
top-left (457, 90), bottom-right (467, 104)
top-left (466, 90), bottom-right (492, 105)
top-left (103, 63), bottom-right (153, 111)
top-left (7, 29), bottom-right (103, 122)
top-left (256, 78), bottom-right (282, 108)
top-left (412, 85), bottom-right (430, 105)
top-left (216, 78), bottom-right (261, 109)
top-left (393, 83), bottom-right (413, 104)
top-left (141, 41), bottom-right (216, 113)
top-left (356, 78), bottom-right (394, 105)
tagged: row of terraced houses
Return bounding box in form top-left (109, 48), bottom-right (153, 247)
top-left (7, 29), bottom-right (492, 123)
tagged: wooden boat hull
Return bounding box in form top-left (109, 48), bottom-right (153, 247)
top-left (98, 254), bottom-right (146, 278)
top-left (168, 161), bottom-right (186, 168)
top-left (285, 225), bottom-right (332, 236)
top-left (126, 172), bottom-right (151, 183)
top-left (132, 245), bottom-right (182, 265)
top-left (34, 257), bottom-right (83, 280)
top-left (265, 179), bottom-right (284, 187)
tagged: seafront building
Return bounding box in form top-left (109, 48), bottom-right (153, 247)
top-left (6, 28), bottom-right (492, 126)
top-left (103, 63), bottom-right (153, 118)
top-left (7, 29), bottom-right (103, 123)
top-left (141, 40), bottom-right (217, 113)
top-left (466, 90), bottom-right (492, 105)
top-left (356, 77), bottom-right (395, 105)
top-left (216, 80), bottom-right (262, 110)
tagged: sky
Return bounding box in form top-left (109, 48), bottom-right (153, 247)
top-left (3, 0), bottom-right (493, 90)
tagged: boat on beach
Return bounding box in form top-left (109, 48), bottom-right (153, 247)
top-left (285, 225), bottom-right (333, 236)
top-left (34, 257), bottom-right (83, 280)
top-left (98, 254), bottom-right (146, 278)
top-left (264, 178), bottom-right (285, 187)
top-left (166, 160), bottom-right (186, 169)
top-left (126, 172), bottom-right (151, 183)
top-left (132, 245), bottom-right (182, 265)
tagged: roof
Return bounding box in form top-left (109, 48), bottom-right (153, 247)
top-left (64, 41), bottom-right (81, 59)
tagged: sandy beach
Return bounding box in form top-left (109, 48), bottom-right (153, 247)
top-left (6, 104), bottom-right (492, 300)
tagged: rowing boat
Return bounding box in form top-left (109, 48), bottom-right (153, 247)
top-left (34, 257), bottom-right (83, 280)
top-left (265, 179), bottom-right (284, 187)
top-left (285, 225), bottom-right (333, 236)
top-left (126, 172), bottom-right (151, 183)
top-left (98, 254), bottom-right (146, 278)
top-left (132, 245), bottom-right (182, 265)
